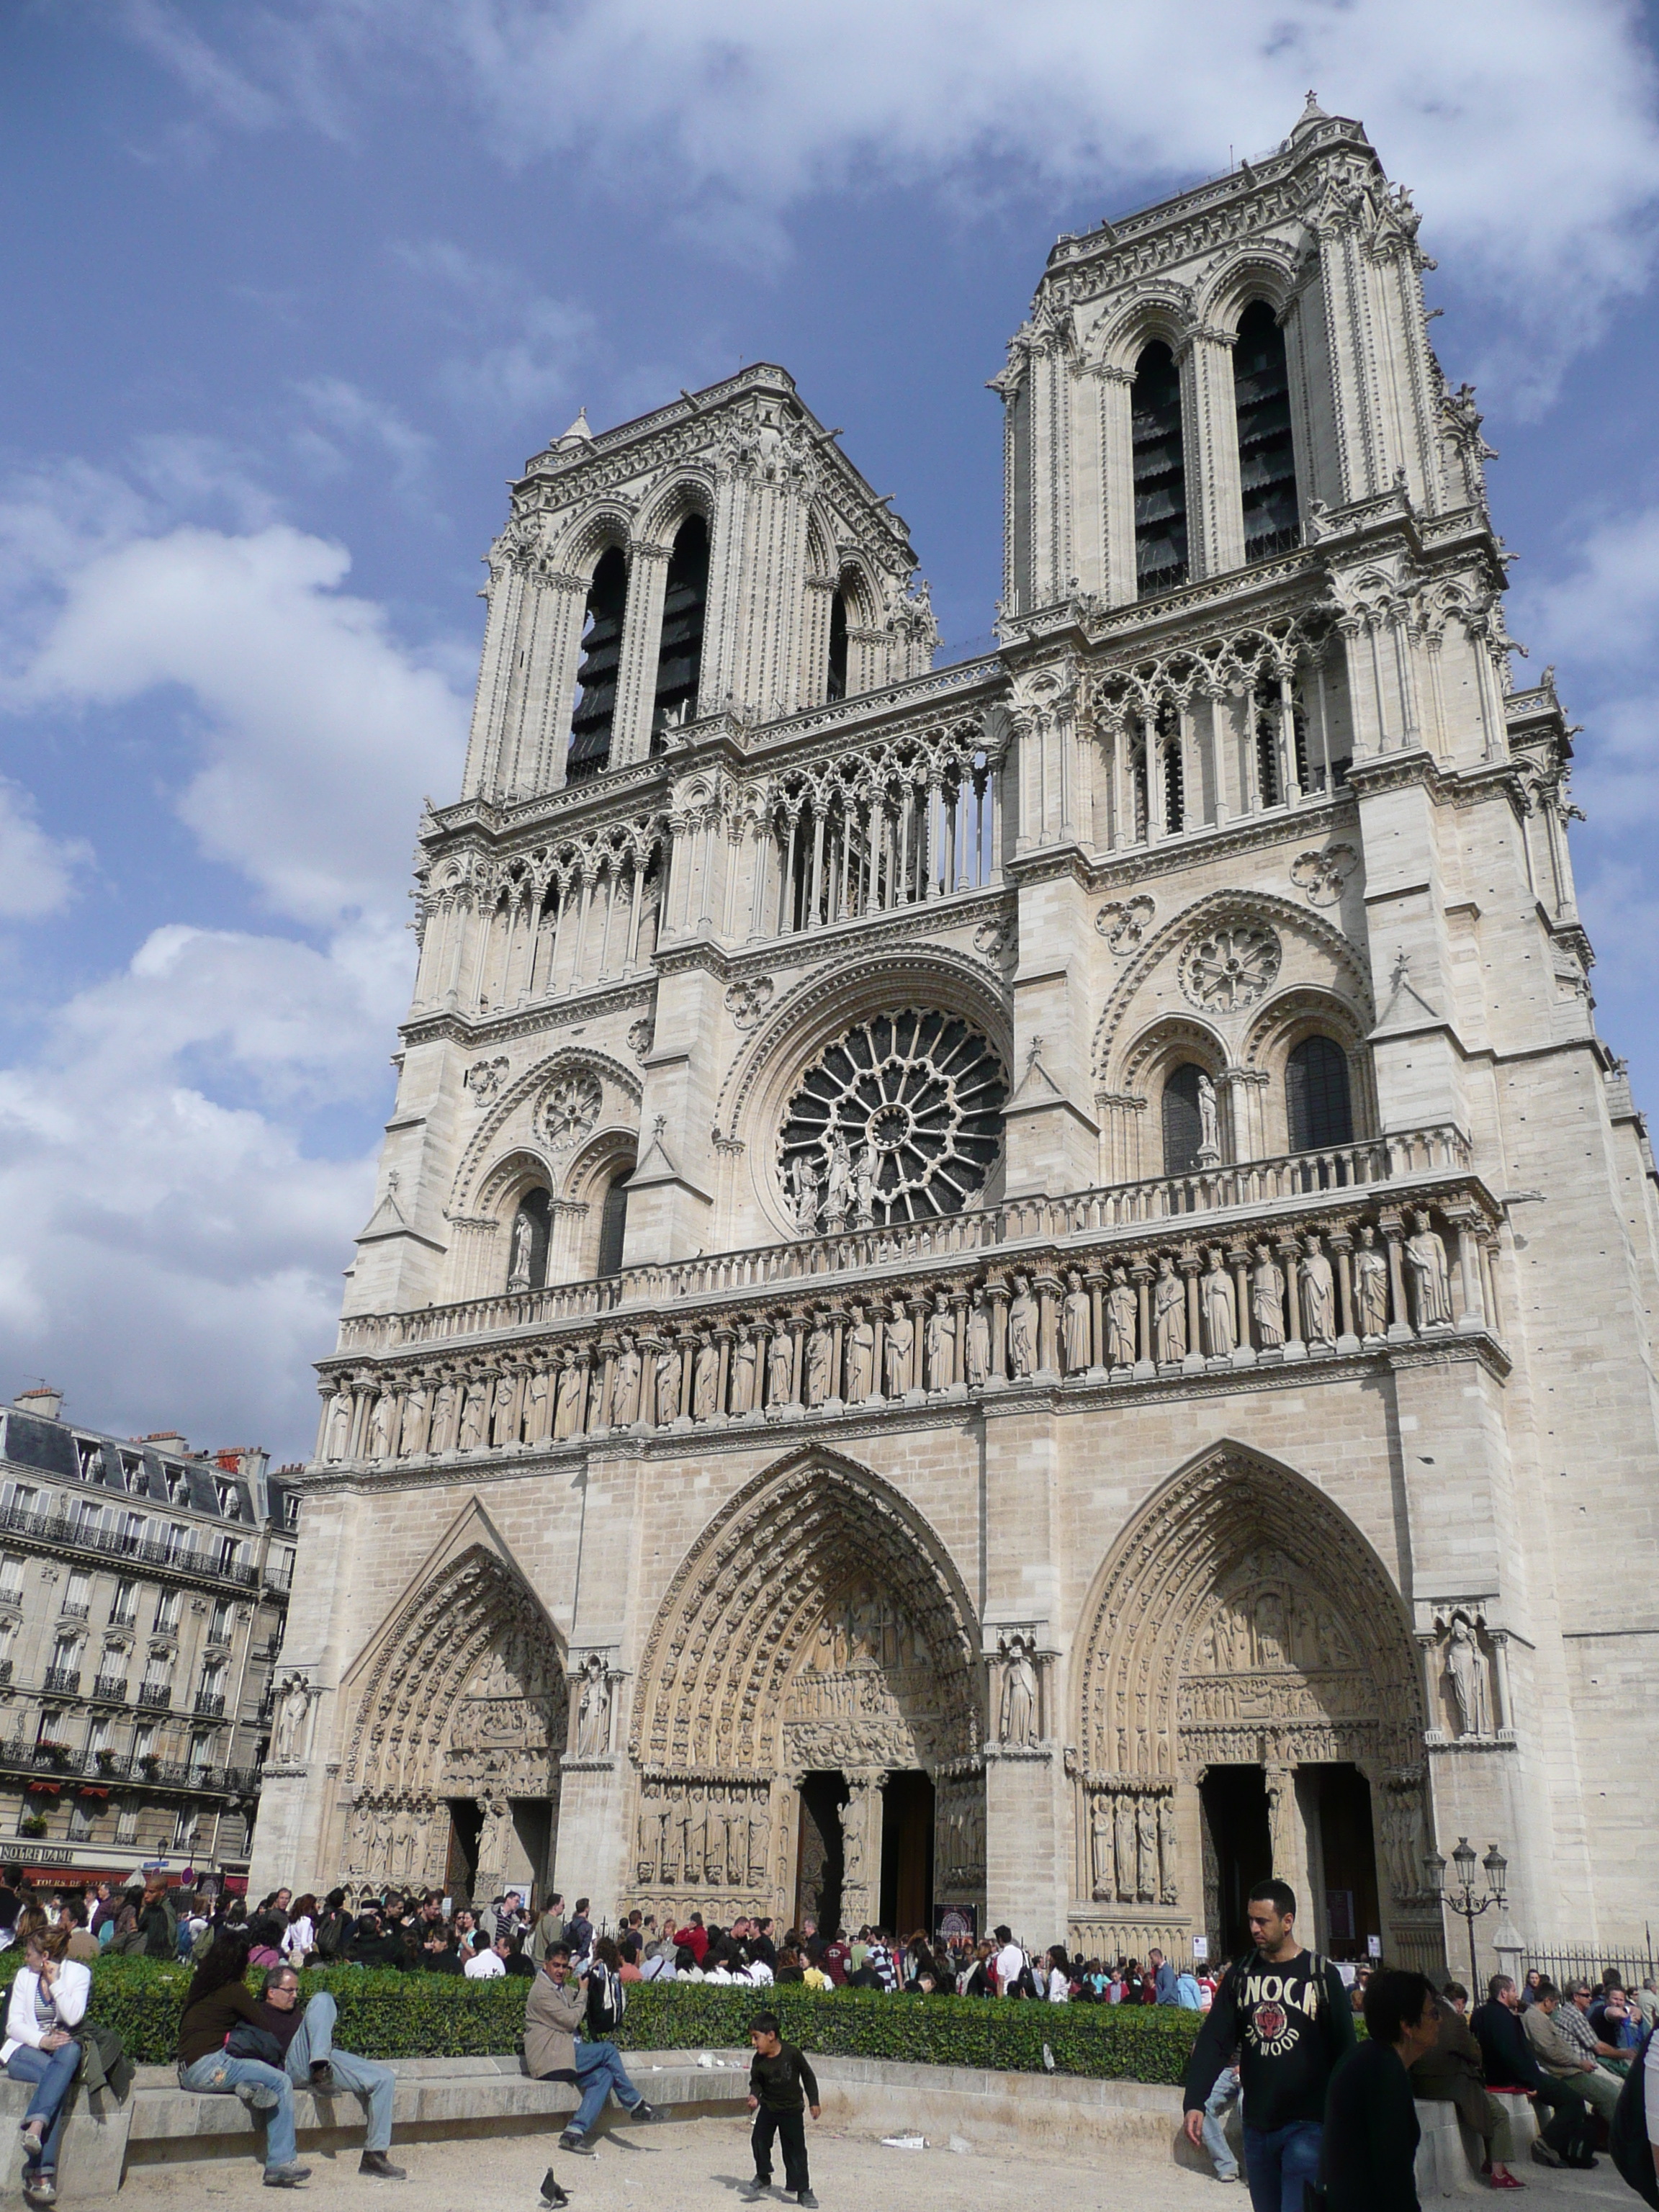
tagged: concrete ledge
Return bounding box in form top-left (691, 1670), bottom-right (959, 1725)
top-left (0, 2078), bottom-right (131, 2203)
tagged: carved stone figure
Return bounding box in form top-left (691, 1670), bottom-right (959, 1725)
top-left (1062, 1271), bottom-right (1091, 1372)
top-left (553, 1359), bottom-right (585, 1440)
top-left (1406, 1209), bottom-right (1453, 1329)
top-left (397, 1382), bottom-right (430, 1457)
top-left (845, 1305), bottom-right (875, 1401)
top-left (999, 1637), bottom-right (1037, 1746)
top-left (1354, 1225), bottom-right (1390, 1337)
top-left (884, 1303), bottom-right (914, 1397)
top-left (1153, 1256), bottom-right (1187, 1364)
top-left (369, 1391), bottom-right (395, 1460)
top-left (1136, 1793), bottom-right (1157, 1900)
top-left (274, 1677), bottom-right (310, 1765)
top-left (1107, 1266), bottom-right (1137, 1366)
top-left (1197, 1071), bottom-right (1220, 1161)
top-left (805, 1318), bottom-right (833, 1406)
top-left (575, 1658), bottom-right (612, 1757)
top-left (853, 1143), bottom-right (876, 1228)
top-left (1301, 1233), bottom-right (1336, 1347)
top-left (1114, 1791), bottom-right (1135, 1902)
top-left (692, 1334), bottom-right (720, 1420)
top-left (730, 1328), bottom-right (757, 1415)
top-left (1201, 1249), bottom-right (1236, 1357)
top-left (1252, 1244), bottom-right (1286, 1348)
top-left (459, 1382), bottom-right (487, 1453)
top-left (489, 1373), bottom-right (517, 1447)
top-left (1444, 1614), bottom-right (1492, 1736)
top-left (613, 1334), bottom-right (642, 1425)
top-left (522, 1365), bottom-right (552, 1444)
top-left (823, 1132), bottom-right (853, 1223)
top-left (1007, 1274), bottom-right (1037, 1379)
top-left (1091, 1794), bottom-right (1112, 1897)
top-left (1157, 1791), bottom-right (1178, 1904)
top-left (323, 1385), bottom-right (353, 1462)
top-left (926, 1293), bottom-right (953, 1390)
top-left (965, 1291), bottom-right (991, 1388)
top-left (788, 1152), bottom-right (821, 1234)
top-left (840, 1789), bottom-right (866, 1894)
top-left (767, 1327), bottom-right (794, 1406)
top-left (507, 1208), bottom-right (536, 1290)
top-left (654, 1341), bottom-right (682, 1426)
top-left (429, 1377), bottom-right (457, 1452)
top-left (1380, 1784), bottom-right (1426, 1904)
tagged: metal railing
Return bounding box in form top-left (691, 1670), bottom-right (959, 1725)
top-left (1526, 1943), bottom-right (1658, 1995)
top-left (0, 1501), bottom-right (261, 1589)
top-left (58, 1601), bottom-right (90, 1620)
top-left (193, 1692), bottom-right (226, 1718)
top-left (42, 1669), bottom-right (81, 1696)
top-left (91, 1677), bottom-right (127, 1703)
top-left (136, 1684), bottom-right (172, 1710)
top-left (336, 1125), bottom-right (1475, 1356)
top-left (0, 1736), bottom-right (261, 1796)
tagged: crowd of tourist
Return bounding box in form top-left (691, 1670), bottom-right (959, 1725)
top-left (0, 1859), bottom-right (1655, 2211)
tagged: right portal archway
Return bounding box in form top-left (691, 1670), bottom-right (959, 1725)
top-left (1071, 1443), bottom-right (1445, 1974)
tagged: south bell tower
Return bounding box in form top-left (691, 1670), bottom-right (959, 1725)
top-left (258, 104), bottom-right (1655, 1987)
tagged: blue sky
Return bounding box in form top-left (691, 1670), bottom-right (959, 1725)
top-left (4, 0), bottom-right (1659, 1462)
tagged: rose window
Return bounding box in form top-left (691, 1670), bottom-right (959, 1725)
top-left (779, 1011), bottom-right (1006, 1230)
top-left (538, 1069), bottom-right (603, 1151)
top-left (1179, 921), bottom-right (1282, 1012)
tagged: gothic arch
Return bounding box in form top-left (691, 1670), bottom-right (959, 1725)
top-left (451, 1047), bottom-right (644, 1217)
top-left (629, 1445), bottom-right (982, 1774)
top-left (551, 500), bottom-right (639, 577)
top-left (1072, 1439), bottom-right (1425, 1782)
top-left (634, 469), bottom-right (716, 551)
top-left (1195, 246), bottom-right (1303, 333)
top-left (1087, 282), bottom-right (1198, 376)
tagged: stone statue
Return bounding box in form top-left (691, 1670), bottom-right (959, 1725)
top-left (1201, 1249), bottom-right (1236, 1357)
top-left (925, 1292), bottom-right (953, 1390)
top-left (853, 1142), bottom-right (876, 1227)
top-left (805, 1318), bottom-right (833, 1407)
top-left (653, 1341), bottom-right (682, 1426)
top-left (788, 1153), bottom-right (821, 1234)
top-left (839, 1791), bottom-right (865, 1893)
top-left (965, 1290), bottom-right (991, 1388)
top-left (1007, 1274), bottom-right (1037, 1378)
top-left (323, 1385), bottom-right (353, 1462)
top-left (554, 1359), bottom-right (585, 1439)
top-left (692, 1334), bottom-right (720, 1420)
top-left (486, 1372), bottom-right (515, 1447)
top-left (1157, 1791), bottom-right (1178, 1903)
top-left (1153, 1256), bottom-right (1186, 1364)
top-left (1197, 1071), bottom-right (1220, 1160)
top-left (1405, 1209), bottom-right (1453, 1329)
top-left (999, 1637), bottom-right (1037, 1746)
top-left (274, 1678), bottom-right (310, 1765)
top-left (1062, 1270), bottom-right (1091, 1372)
top-left (575, 1658), bottom-right (612, 1757)
top-left (507, 1208), bottom-right (536, 1290)
top-left (1301, 1233), bottom-right (1336, 1347)
top-left (1251, 1244), bottom-right (1285, 1349)
top-left (1136, 1794), bottom-right (1157, 1900)
top-left (368, 1391), bottom-right (395, 1460)
top-left (521, 1365), bottom-right (552, 1444)
top-left (397, 1382), bottom-right (429, 1457)
top-left (730, 1328), bottom-right (757, 1415)
top-left (823, 1132), bottom-right (853, 1223)
top-left (845, 1305), bottom-right (874, 1400)
top-left (1444, 1614), bottom-right (1492, 1736)
top-left (1107, 1265), bottom-right (1137, 1366)
top-left (1091, 1794), bottom-right (1112, 1897)
top-left (1114, 1791), bottom-right (1135, 1902)
top-left (429, 1377), bottom-right (457, 1453)
top-left (1354, 1224), bottom-right (1390, 1337)
top-left (613, 1334), bottom-right (642, 1424)
top-left (884, 1302), bottom-right (914, 1397)
top-left (767, 1326), bottom-right (794, 1406)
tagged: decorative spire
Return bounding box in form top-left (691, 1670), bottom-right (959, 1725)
top-left (556, 407), bottom-right (593, 449)
top-left (1292, 89), bottom-right (1328, 136)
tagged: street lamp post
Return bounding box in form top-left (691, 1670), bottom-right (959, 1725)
top-left (1423, 1837), bottom-right (1509, 1992)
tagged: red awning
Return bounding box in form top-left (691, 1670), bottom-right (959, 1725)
top-left (78, 1787), bottom-right (110, 1801)
top-left (25, 1781), bottom-right (62, 1795)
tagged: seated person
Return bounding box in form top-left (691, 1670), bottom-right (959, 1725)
top-left (4, 1925), bottom-right (91, 2203)
top-left (1408, 1980), bottom-right (1521, 2188)
top-left (176, 1931), bottom-right (310, 2190)
top-left (257, 1964), bottom-right (406, 2181)
top-left (419, 1924), bottom-right (462, 1975)
top-left (1526, 1980), bottom-right (1624, 2126)
top-left (523, 1943), bottom-right (665, 2157)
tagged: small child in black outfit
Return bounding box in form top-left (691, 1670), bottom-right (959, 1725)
top-left (742, 2010), bottom-right (821, 2207)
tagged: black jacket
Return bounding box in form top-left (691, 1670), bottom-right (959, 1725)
top-left (1470, 2000), bottom-right (1548, 2093)
top-left (349, 1927), bottom-right (409, 1971)
top-left (1184, 1948), bottom-right (1356, 2132)
top-left (1321, 2040), bottom-right (1421, 2212)
top-left (750, 2044), bottom-right (819, 2113)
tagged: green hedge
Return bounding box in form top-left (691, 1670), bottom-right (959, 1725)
top-left (10, 1951), bottom-right (1204, 2081)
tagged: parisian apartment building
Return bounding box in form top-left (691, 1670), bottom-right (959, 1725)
top-left (0, 1383), bottom-right (298, 1890)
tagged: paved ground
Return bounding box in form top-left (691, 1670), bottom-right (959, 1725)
top-left (116, 2114), bottom-right (1642, 2212)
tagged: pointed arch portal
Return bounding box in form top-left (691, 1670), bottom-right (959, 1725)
top-left (1071, 1443), bottom-right (1445, 1972)
top-left (626, 1449), bottom-right (986, 1933)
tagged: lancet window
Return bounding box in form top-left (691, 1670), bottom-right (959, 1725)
top-left (651, 514), bottom-right (709, 741)
top-left (595, 1169), bottom-right (631, 1278)
top-left (1131, 342), bottom-right (1189, 596)
top-left (1162, 1064), bottom-right (1208, 1176)
top-left (1233, 300), bottom-right (1300, 563)
top-left (462, 822), bottom-right (666, 1015)
top-left (826, 588), bottom-right (850, 703)
top-left (568, 547), bottom-right (629, 782)
top-left (1287, 1036), bottom-right (1353, 1152)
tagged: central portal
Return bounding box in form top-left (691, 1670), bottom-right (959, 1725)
top-left (880, 1770), bottom-right (935, 1935)
top-left (794, 1772), bottom-right (848, 1933)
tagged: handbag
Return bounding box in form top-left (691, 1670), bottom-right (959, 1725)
top-left (225, 2022), bottom-right (287, 2067)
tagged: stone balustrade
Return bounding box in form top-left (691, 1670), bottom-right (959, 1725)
top-left (315, 1142), bottom-right (1499, 1469)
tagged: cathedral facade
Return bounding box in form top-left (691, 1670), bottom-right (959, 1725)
top-left (251, 100), bottom-right (1658, 1974)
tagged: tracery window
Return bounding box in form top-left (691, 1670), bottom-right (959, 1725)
top-left (1234, 300), bottom-right (1300, 562)
top-left (773, 736), bottom-right (997, 932)
top-left (779, 1011), bottom-right (1007, 1231)
top-left (1286, 1035), bottom-right (1353, 1151)
top-left (568, 547), bottom-right (628, 781)
top-left (651, 514), bottom-right (709, 740)
top-left (1132, 342), bottom-right (1189, 595)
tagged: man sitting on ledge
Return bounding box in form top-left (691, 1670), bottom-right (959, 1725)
top-left (522, 1941), bottom-right (666, 2157)
top-left (259, 1964), bottom-right (407, 2182)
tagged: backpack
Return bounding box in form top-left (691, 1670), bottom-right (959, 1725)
top-left (1610, 2029), bottom-right (1659, 2208)
top-left (315, 1910), bottom-right (351, 1960)
top-left (587, 1965), bottom-right (626, 2036)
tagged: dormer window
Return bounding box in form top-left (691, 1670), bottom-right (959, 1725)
top-left (567, 547), bottom-right (629, 782)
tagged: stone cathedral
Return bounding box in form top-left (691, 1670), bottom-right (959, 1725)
top-left (253, 99), bottom-right (1658, 1975)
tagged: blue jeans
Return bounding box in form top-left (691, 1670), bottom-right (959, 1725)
top-left (567, 2041), bottom-right (644, 2137)
top-left (7, 2043), bottom-right (81, 2173)
top-left (1244, 2119), bottom-right (1323, 2212)
top-left (178, 2049), bottom-right (297, 2171)
top-left (282, 1992), bottom-right (395, 2152)
top-left (1203, 2071), bottom-right (1241, 2180)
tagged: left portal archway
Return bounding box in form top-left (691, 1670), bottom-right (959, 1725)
top-left (337, 1524), bottom-right (567, 1903)
top-left (626, 1449), bottom-right (986, 1930)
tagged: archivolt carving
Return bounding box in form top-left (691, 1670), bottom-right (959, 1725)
top-left (629, 1446), bottom-right (981, 1776)
top-left (1074, 1442), bottom-right (1424, 1782)
top-left (1094, 889), bottom-right (1372, 1082)
top-left (451, 1048), bottom-right (643, 1216)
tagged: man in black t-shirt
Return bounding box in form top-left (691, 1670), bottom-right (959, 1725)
top-left (1183, 1879), bottom-right (1354, 2212)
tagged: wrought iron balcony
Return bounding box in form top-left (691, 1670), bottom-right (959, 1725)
top-left (91, 1677), bottom-right (127, 1702)
top-left (0, 1735), bottom-right (263, 1797)
top-left (0, 1503), bottom-right (262, 1589)
top-left (136, 1683), bottom-right (172, 1710)
top-left (193, 1692), bottom-right (226, 1717)
top-left (42, 1668), bottom-right (81, 1696)
top-left (58, 1601), bottom-right (90, 1620)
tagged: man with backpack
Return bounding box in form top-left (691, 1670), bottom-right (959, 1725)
top-left (1182, 1879), bottom-right (1354, 2212)
top-left (521, 1942), bottom-right (665, 2158)
top-left (313, 1890), bottom-right (352, 1964)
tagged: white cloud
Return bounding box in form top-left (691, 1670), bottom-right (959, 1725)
top-left (204, 0), bottom-right (1659, 400)
top-left (0, 780), bottom-right (91, 920)
top-left (294, 378), bottom-right (436, 500)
